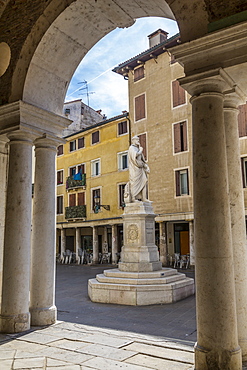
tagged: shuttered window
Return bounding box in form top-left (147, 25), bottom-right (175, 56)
top-left (135, 94), bottom-right (146, 121)
top-left (69, 166), bottom-right (76, 177)
top-left (238, 103), bottom-right (247, 137)
top-left (92, 131), bottom-right (99, 144)
top-left (174, 121), bottom-right (188, 153)
top-left (172, 80), bottom-right (186, 108)
top-left (241, 157), bottom-right (247, 188)
top-left (134, 66), bottom-right (145, 82)
top-left (57, 145), bottom-right (63, 156)
top-left (57, 170), bottom-right (63, 185)
top-left (118, 121), bottom-right (128, 135)
top-left (77, 164), bottom-right (85, 174)
top-left (78, 137), bottom-right (85, 149)
top-left (175, 169), bottom-right (189, 196)
top-left (57, 196), bottom-right (63, 214)
top-left (78, 192), bottom-right (85, 206)
top-left (138, 133), bottom-right (147, 160)
top-left (69, 193), bottom-right (76, 207)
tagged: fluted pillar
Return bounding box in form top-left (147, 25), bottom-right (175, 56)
top-left (92, 226), bottom-right (99, 264)
top-left (181, 73), bottom-right (241, 369)
top-left (159, 222), bottom-right (167, 266)
top-left (224, 93), bottom-right (247, 359)
top-left (111, 225), bottom-right (118, 264)
top-left (30, 136), bottom-right (61, 326)
top-left (0, 131), bottom-right (34, 333)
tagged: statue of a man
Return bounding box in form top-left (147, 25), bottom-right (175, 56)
top-left (124, 135), bottom-right (150, 203)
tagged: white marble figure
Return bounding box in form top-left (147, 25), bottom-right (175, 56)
top-left (124, 135), bottom-right (150, 203)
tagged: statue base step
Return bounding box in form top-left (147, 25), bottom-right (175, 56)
top-left (88, 268), bottom-right (194, 306)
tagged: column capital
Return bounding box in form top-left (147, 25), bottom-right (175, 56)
top-left (34, 134), bottom-right (65, 151)
top-left (7, 129), bottom-right (36, 144)
top-left (0, 100), bottom-right (71, 139)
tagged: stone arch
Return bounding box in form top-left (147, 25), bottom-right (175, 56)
top-left (0, 0), bottom-right (212, 112)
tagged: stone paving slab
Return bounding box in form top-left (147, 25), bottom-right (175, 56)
top-left (122, 342), bottom-right (194, 364)
top-left (0, 321), bottom-right (197, 369)
top-left (124, 353), bottom-right (194, 370)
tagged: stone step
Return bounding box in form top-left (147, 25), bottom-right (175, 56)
top-left (96, 272), bottom-right (186, 285)
top-left (103, 268), bottom-right (179, 279)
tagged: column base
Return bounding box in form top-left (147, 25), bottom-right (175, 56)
top-left (239, 339), bottom-right (247, 361)
top-left (30, 305), bottom-right (57, 326)
top-left (195, 342), bottom-right (242, 370)
top-left (0, 312), bottom-right (30, 333)
top-left (119, 261), bottom-right (162, 272)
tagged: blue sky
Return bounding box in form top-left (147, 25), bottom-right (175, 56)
top-left (65, 17), bottom-right (179, 119)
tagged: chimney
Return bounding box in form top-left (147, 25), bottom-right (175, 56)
top-left (148, 29), bottom-right (168, 48)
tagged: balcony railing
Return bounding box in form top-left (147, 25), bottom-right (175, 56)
top-left (65, 205), bottom-right (86, 220)
top-left (66, 174), bottom-right (86, 190)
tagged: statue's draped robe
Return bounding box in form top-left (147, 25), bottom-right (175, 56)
top-left (128, 145), bottom-right (148, 198)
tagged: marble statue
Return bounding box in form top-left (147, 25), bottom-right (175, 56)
top-left (124, 135), bottom-right (150, 203)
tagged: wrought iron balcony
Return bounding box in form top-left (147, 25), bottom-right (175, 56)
top-left (65, 205), bottom-right (86, 220)
top-left (66, 174), bottom-right (86, 190)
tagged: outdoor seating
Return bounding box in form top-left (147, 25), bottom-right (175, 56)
top-left (174, 253), bottom-right (180, 268)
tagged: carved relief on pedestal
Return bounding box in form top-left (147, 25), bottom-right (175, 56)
top-left (127, 223), bottom-right (139, 242)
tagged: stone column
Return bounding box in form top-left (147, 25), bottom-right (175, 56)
top-left (30, 136), bottom-right (61, 326)
top-left (75, 227), bottom-right (81, 262)
top-left (189, 221), bottom-right (195, 266)
top-left (111, 225), bottom-right (118, 264)
top-left (182, 74), bottom-right (241, 369)
top-left (0, 138), bottom-right (8, 309)
top-left (159, 222), bottom-right (167, 266)
top-left (0, 131), bottom-right (34, 333)
top-left (224, 93), bottom-right (247, 359)
top-left (92, 226), bottom-right (99, 264)
top-left (61, 228), bottom-right (66, 259)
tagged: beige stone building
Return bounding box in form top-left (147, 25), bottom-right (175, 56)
top-left (1, 1), bottom-right (247, 368)
top-left (114, 30), bottom-right (194, 264)
top-left (114, 29), bottom-right (247, 267)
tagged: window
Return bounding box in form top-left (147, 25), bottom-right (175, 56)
top-left (134, 66), bottom-right (145, 82)
top-left (138, 133), bottom-right (147, 160)
top-left (78, 192), bottom-right (85, 206)
top-left (92, 188), bottom-right (101, 211)
top-left (64, 108), bottom-right (70, 115)
top-left (175, 169), bottom-right (189, 196)
top-left (238, 103), bottom-right (247, 137)
top-left (119, 184), bottom-right (126, 208)
top-left (91, 159), bottom-right (100, 177)
top-left (57, 196), bottom-right (63, 214)
top-left (57, 145), bottom-right (63, 156)
top-left (69, 193), bottom-right (76, 207)
top-left (78, 137), bottom-right (85, 149)
top-left (173, 121), bottom-right (188, 153)
top-left (241, 157), bottom-right (247, 187)
top-left (118, 151), bottom-right (128, 171)
top-left (92, 131), bottom-right (99, 144)
top-left (135, 94), bottom-right (146, 121)
top-left (69, 166), bottom-right (76, 177)
top-left (70, 140), bottom-right (76, 152)
top-left (118, 121), bottom-right (128, 136)
top-left (57, 170), bottom-right (63, 185)
top-left (172, 80), bottom-right (186, 108)
top-left (77, 164), bottom-right (85, 174)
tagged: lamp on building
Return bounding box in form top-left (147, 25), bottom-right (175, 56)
top-left (94, 194), bottom-right (110, 213)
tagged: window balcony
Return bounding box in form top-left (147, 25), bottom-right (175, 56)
top-left (65, 205), bottom-right (86, 220)
top-left (66, 174), bottom-right (86, 190)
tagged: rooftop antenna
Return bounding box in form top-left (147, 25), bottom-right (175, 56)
top-left (78, 80), bottom-right (95, 107)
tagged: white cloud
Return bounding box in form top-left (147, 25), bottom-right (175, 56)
top-left (65, 17), bottom-right (179, 117)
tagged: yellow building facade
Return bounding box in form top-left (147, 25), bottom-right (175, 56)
top-left (56, 112), bottom-right (130, 264)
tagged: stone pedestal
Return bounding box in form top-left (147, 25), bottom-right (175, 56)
top-left (119, 202), bottom-right (162, 272)
top-left (88, 201), bottom-right (194, 306)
